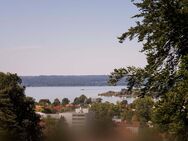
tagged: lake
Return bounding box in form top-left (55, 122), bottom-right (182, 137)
top-left (25, 86), bottom-right (135, 104)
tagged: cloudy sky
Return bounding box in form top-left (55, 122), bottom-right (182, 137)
top-left (0, 0), bottom-right (146, 76)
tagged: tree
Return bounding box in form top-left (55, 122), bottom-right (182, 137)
top-left (61, 98), bottom-right (70, 106)
top-left (109, 0), bottom-right (188, 96)
top-left (120, 99), bottom-right (128, 107)
top-left (109, 0), bottom-right (188, 140)
top-left (0, 72), bottom-right (43, 141)
top-left (42, 107), bottom-right (56, 114)
top-left (73, 95), bottom-right (87, 105)
top-left (44, 117), bottom-right (71, 141)
top-left (95, 98), bottom-right (102, 103)
top-left (121, 102), bottom-right (135, 123)
top-left (133, 96), bottom-right (154, 126)
top-left (152, 75), bottom-right (188, 141)
top-left (39, 99), bottom-right (51, 106)
top-left (90, 102), bottom-right (115, 135)
top-left (85, 97), bottom-right (92, 104)
top-left (53, 98), bottom-right (61, 106)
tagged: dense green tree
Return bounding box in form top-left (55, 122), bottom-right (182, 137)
top-left (73, 95), bottom-right (87, 105)
top-left (133, 96), bottom-right (154, 126)
top-left (109, 0), bottom-right (188, 140)
top-left (120, 99), bottom-right (128, 107)
top-left (120, 102), bottom-right (135, 123)
top-left (95, 98), bottom-right (102, 103)
top-left (85, 97), bottom-right (92, 104)
top-left (153, 58), bottom-right (188, 141)
top-left (61, 98), bottom-right (70, 106)
top-left (109, 0), bottom-right (188, 96)
top-left (0, 72), bottom-right (43, 141)
top-left (42, 107), bottom-right (56, 114)
top-left (44, 117), bottom-right (71, 141)
top-left (53, 98), bottom-right (61, 106)
top-left (90, 102), bottom-right (115, 135)
top-left (39, 99), bottom-right (51, 106)
top-left (121, 108), bottom-right (134, 123)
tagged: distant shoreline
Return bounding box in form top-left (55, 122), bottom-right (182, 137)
top-left (21, 75), bottom-right (127, 87)
top-left (25, 85), bottom-right (126, 87)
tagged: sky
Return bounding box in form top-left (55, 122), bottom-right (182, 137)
top-left (0, 0), bottom-right (146, 76)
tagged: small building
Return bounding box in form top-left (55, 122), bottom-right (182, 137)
top-left (72, 107), bottom-right (94, 129)
top-left (112, 116), bottom-right (122, 123)
top-left (36, 108), bottom-right (95, 128)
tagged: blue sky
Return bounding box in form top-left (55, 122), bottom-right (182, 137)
top-left (0, 0), bottom-right (146, 75)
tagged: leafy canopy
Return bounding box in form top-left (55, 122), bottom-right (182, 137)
top-left (108, 0), bottom-right (188, 140)
top-left (0, 72), bottom-right (42, 141)
top-left (109, 0), bottom-right (188, 96)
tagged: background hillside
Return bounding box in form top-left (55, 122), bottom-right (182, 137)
top-left (21, 75), bottom-right (127, 87)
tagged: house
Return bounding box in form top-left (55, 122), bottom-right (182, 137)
top-left (36, 108), bottom-right (95, 128)
top-left (72, 107), bottom-right (95, 129)
top-left (112, 116), bottom-right (122, 123)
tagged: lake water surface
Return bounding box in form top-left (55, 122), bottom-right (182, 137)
top-left (25, 86), bottom-right (135, 104)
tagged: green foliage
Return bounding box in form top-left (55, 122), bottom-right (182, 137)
top-left (109, 0), bottom-right (188, 96)
top-left (42, 107), bottom-right (56, 114)
top-left (120, 99), bottom-right (128, 106)
top-left (44, 117), bottom-right (71, 141)
top-left (61, 98), bottom-right (70, 106)
top-left (39, 99), bottom-right (51, 106)
top-left (95, 98), bottom-right (102, 103)
top-left (53, 98), bottom-right (61, 106)
top-left (152, 81), bottom-right (188, 141)
top-left (121, 107), bottom-right (134, 123)
top-left (133, 97), bottom-right (154, 126)
top-left (85, 97), bottom-right (92, 104)
top-left (90, 102), bottom-right (115, 134)
top-left (109, 67), bottom-right (147, 93)
top-left (109, 0), bottom-right (188, 140)
top-left (73, 94), bottom-right (87, 105)
top-left (0, 72), bottom-right (43, 141)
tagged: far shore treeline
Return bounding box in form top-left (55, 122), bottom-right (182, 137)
top-left (21, 75), bottom-right (127, 87)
